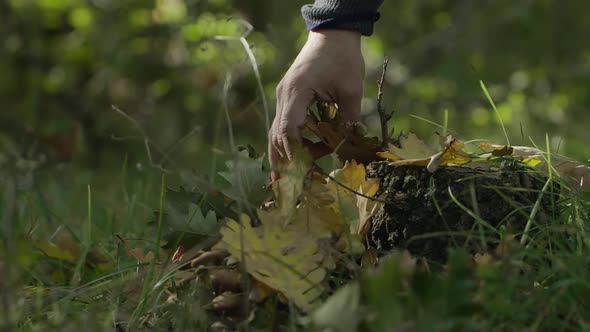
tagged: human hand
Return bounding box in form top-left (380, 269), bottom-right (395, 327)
top-left (269, 29), bottom-right (365, 181)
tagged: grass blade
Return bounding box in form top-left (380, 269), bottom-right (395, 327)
top-left (480, 80), bottom-right (510, 146)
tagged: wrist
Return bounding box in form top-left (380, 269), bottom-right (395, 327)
top-left (308, 29), bottom-right (361, 46)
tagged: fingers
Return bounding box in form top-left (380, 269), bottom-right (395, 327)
top-left (268, 135), bottom-right (282, 181)
top-left (271, 132), bottom-right (285, 159)
top-left (273, 89), bottom-right (311, 159)
top-left (281, 125), bottom-right (303, 161)
top-left (270, 139), bottom-right (329, 182)
top-left (269, 84), bottom-right (312, 180)
top-left (336, 87), bottom-right (363, 122)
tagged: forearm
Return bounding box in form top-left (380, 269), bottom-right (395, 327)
top-left (302, 0), bottom-right (385, 36)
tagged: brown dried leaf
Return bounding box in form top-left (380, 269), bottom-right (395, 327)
top-left (209, 269), bottom-right (242, 293)
top-left (473, 253), bottom-right (494, 266)
top-left (122, 239), bottom-right (168, 265)
top-left (491, 145), bottom-right (514, 157)
top-left (204, 291), bottom-right (243, 311)
top-left (249, 279), bottom-right (275, 303)
top-left (306, 118), bottom-right (382, 164)
top-left (190, 249), bottom-right (229, 269)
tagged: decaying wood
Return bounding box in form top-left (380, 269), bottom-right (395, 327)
top-left (366, 162), bottom-right (557, 261)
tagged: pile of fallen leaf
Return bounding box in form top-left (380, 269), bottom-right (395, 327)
top-left (160, 103), bottom-right (590, 317)
top-left (220, 150), bottom-right (382, 312)
top-left (29, 102), bottom-right (590, 329)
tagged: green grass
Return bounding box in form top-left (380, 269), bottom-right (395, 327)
top-left (0, 161), bottom-right (163, 330)
top-left (1, 153), bottom-right (589, 332)
top-left (1, 117), bottom-right (590, 331)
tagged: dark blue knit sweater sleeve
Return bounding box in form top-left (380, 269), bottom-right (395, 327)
top-left (302, 0), bottom-right (384, 36)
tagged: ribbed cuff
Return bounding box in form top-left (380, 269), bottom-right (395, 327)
top-left (302, 0), bottom-right (384, 36)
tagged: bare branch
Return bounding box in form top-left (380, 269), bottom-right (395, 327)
top-left (111, 105), bottom-right (173, 173)
top-left (377, 57), bottom-right (393, 147)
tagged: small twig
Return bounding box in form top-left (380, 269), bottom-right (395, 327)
top-left (312, 162), bottom-right (394, 205)
top-left (111, 105), bottom-right (174, 173)
top-left (377, 57), bottom-right (393, 147)
top-left (162, 125), bottom-right (201, 156)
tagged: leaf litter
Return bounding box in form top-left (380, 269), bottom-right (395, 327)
top-left (20, 100), bottom-right (590, 330)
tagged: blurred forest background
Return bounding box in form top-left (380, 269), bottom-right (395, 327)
top-left (2, 1), bottom-right (590, 329)
top-left (1, 0), bottom-right (589, 170)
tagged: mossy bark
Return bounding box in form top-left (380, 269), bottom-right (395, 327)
top-left (366, 162), bottom-right (556, 261)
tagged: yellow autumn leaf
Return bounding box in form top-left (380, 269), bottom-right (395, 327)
top-left (329, 159), bottom-right (368, 193)
top-left (427, 134), bottom-right (472, 172)
top-left (301, 200), bottom-right (346, 236)
top-left (335, 234), bottom-right (366, 255)
top-left (327, 160), bottom-right (366, 232)
top-left (378, 133), bottom-right (471, 172)
top-left (220, 212), bottom-right (328, 312)
top-left (325, 160), bottom-right (381, 233)
top-left (327, 103), bottom-right (338, 120)
top-left (377, 133), bottom-right (436, 161)
top-left (272, 144), bottom-right (312, 221)
top-left (37, 240), bottom-right (78, 263)
top-left (36, 228), bottom-right (113, 274)
top-left (306, 174), bottom-right (336, 207)
top-left (522, 157), bottom-right (542, 168)
top-left (357, 179), bottom-right (381, 237)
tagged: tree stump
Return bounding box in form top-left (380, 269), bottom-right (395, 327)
top-left (366, 162), bottom-right (556, 261)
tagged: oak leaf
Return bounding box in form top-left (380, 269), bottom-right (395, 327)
top-left (271, 145), bottom-right (312, 222)
top-left (219, 150), bottom-right (271, 208)
top-left (324, 160), bottom-right (381, 233)
top-left (377, 133), bottom-right (436, 161)
top-left (220, 212), bottom-right (328, 312)
top-left (357, 179), bottom-right (381, 238)
top-left (378, 133), bottom-right (471, 172)
top-left (305, 104), bottom-right (382, 164)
